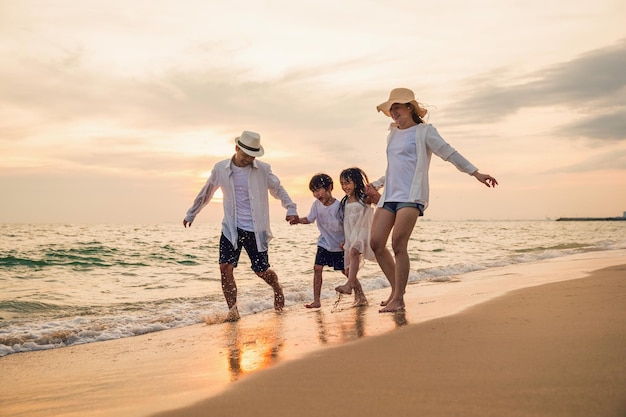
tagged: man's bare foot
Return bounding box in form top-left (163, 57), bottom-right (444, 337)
top-left (335, 284), bottom-right (352, 295)
top-left (225, 305), bottom-right (240, 322)
top-left (274, 287), bottom-right (285, 311)
top-left (305, 300), bottom-right (321, 309)
top-left (379, 299), bottom-right (405, 313)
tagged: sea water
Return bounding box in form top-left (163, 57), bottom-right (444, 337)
top-left (1, 220), bottom-right (625, 357)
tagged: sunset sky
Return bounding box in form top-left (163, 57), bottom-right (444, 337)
top-left (2, 0), bottom-right (625, 224)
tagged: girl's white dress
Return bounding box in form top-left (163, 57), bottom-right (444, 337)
top-left (343, 201), bottom-right (376, 269)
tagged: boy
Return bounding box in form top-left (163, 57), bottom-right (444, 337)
top-left (296, 174), bottom-right (347, 308)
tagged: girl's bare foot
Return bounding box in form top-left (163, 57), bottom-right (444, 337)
top-left (335, 284), bottom-right (352, 295)
top-left (379, 299), bottom-right (405, 313)
top-left (380, 291), bottom-right (395, 306)
top-left (352, 298), bottom-right (369, 307)
top-left (305, 300), bottom-right (321, 309)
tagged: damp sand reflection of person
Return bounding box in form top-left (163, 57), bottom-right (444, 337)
top-left (183, 131), bottom-right (299, 321)
top-left (312, 307), bottom-right (367, 345)
top-left (225, 316), bottom-right (284, 381)
top-left (392, 311), bottom-right (408, 327)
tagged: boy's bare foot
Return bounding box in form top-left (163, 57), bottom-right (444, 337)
top-left (274, 287), bottom-right (285, 311)
top-left (305, 301), bottom-right (321, 309)
top-left (335, 284), bottom-right (352, 295)
top-left (379, 299), bottom-right (405, 313)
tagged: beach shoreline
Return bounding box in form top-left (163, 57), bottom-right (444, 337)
top-left (1, 249), bottom-right (625, 417)
top-left (155, 261), bottom-right (626, 417)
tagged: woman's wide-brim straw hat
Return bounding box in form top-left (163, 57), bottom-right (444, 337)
top-left (376, 88), bottom-right (428, 118)
top-left (234, 130), bottom-right (264, 157)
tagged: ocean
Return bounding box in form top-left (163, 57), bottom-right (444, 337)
top-left (1, 220), bottom-right (625, 357)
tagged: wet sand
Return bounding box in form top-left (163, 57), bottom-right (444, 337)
top-left (1, 250), bottom-right (625, 417)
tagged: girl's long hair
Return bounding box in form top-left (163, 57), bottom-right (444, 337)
top-left (339, 167), bottom-right (370, 217)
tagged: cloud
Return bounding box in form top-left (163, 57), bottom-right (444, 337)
top-left (0, 49), bottom-right (369, 135)
top-left (447, 39), bottom-right (626, 142)
top-left (546, 148), bottom-right (626, 174)
top-left (558, 110), bottom-right (626, 142)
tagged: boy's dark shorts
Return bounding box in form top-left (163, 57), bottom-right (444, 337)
top-left (315, 246), bottom-right (345, 270)
top-left (219, 228), bottom-right (270, 273)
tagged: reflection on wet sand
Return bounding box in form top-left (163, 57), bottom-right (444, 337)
top-left (313, 310), bottom-right (328, 344)
top-left (312, 305), bottom-right (367, 345)
top-left (224, 314), bottom-right (285, 381)
top-left (221, 304), bottom-right (409, 383)
top-left (392, 311), bottom-right (408, 327)
top-left (336, 306), bottom-right (366, 341)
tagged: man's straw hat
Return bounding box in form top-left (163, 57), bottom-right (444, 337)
top-left (234, 130), bottom-right (264, 157)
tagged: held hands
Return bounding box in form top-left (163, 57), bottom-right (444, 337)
top-left (472, 171), bottom-right (498, 188)
top-left (365, 183), bottom-right (381, 204)
top-left (186, 217), bottom-right (301, 227)
top-left (286, 215), bottom-right (300, 225)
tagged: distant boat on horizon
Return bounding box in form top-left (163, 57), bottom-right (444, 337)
top-left (556, 211), bottom-right (626, 221)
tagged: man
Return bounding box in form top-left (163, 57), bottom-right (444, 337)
top-left (183, 130), bottom-right (299, 321)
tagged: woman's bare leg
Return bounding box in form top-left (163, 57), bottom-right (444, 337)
top-left (379, 207), bottom-right (419, 313)
top-left (369, 208), bottom-right (396, 306)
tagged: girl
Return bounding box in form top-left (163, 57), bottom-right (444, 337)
top-left (335, 167), bottom-right (378, 307)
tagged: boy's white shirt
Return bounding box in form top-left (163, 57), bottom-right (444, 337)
top-left (306, 199), bottom-right (344, 252)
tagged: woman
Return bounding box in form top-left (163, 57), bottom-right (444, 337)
top-left (367, 88), bottom-right (498, 313)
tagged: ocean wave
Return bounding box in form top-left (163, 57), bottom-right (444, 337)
top-left (0, 299), bottom-right (223, 357)
top-left (0, 255), bottom-right (50, 268)
top-left (513, 242), bottom-right (591, 253)
top-left (0, 300), bottom-right (65, 313)
top-left (1, 221), bottom-right (624, 357)
top-left (0, 248), bottom-right (191, 269)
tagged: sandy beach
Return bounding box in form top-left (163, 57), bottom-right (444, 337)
top-left (1, 250), bottom-right (625, 417)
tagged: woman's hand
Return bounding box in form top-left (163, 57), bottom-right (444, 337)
top-left (365, 183), bottom-right (381, 204)
top-left (472, 171), bottom-right (498, 188)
